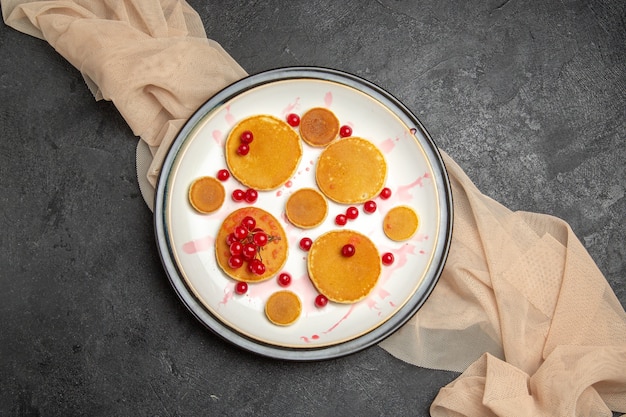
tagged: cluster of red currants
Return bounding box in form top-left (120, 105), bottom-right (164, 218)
top-left (216, 169), bottom-right (258, 204)
top-left (236, 130), bottom-right (254, 155)
top-left (333, 187), bottom-right (393, 226)
top-left (226, 215), bottom-right (277, 276)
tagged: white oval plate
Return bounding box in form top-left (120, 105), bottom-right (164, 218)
top-left (155, 67), bottom-right (452, 360)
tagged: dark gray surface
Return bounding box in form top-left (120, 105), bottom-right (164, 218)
top-left (1, 1), bottom-right (624, 416)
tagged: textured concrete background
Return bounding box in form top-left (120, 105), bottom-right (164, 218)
top-left (1, 0), bottom-right (624, 415)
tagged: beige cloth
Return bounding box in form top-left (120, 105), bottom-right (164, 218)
top-left (382, 153), bottom-right (626, 416)
top-left (3, 1), bottom-right (625, 416)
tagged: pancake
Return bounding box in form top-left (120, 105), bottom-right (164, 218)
top-left (383, 205), bottom-right (419, 241)
top-left (215, 207), bottom-right (288, 282)
top-left (225, 115), bottom-right (302, 190)
top-left (307, 230), bottom-right (381, 303)
top-left (188, 176), bottom-right (225, 214)
top-left (265, 290), bottom-right (302, 326)
top-left (299, 107), bottom-right (340, 147)
top-left (315, 137), bottom-right (387, 204)
top-left (285, 188), bottom-right (328, 229)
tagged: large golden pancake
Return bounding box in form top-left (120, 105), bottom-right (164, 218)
top-left (299, 107), bottom-right (340, 147)
top-left (307, 230), bottom-right (381, 303)
top-left (285, 188), bottom-right (328, 229)
top-left (215, 207), bottom-right (288, 282)
top-left (188, 176), bottom-right (225, 214)
top-left (265, 291), bottom-right (301, 326)
top-left (315, 137), bottom-right (387, 204)
top-left (383, 205), bottom-right (419, 241)
top-left (225, 115), bottom-right (302, 190)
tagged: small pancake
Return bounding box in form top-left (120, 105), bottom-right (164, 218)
top-left (383, 206), bottom-right (419, 241)
top-left (188, 176), bottom-right (225, 214)
top-left (215, 207), bottom-right (288, 282)
top-left (225, 115), bottom-right (302, 190)
top-left (285, 188), bottom-right (328, 229)
top-left (315, 137), bottom-right (387, 204)
top-left (299, 107), bottom-right (340, 147)
top-left (307, 230), bottom-right (381, 303)
top-left (265, 291), bottom-right (302, 326)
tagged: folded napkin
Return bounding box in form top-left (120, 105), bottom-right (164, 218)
top-left (4, 1), bottom-right (625, 416)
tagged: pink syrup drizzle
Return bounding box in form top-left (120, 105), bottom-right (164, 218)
top-left (281, 97), bottom-right (301, 116)
top-left (366, 298), bottom-right (382, 316)
top-left (324, 91), bottom-right (333, 107)
top-left (225, 105), bottom-right (236, 126)
top-left (376, 244), bottom-right (418, 288)
top-left (219, 287), bottom-right (234, 307)
top-left (279, 211), bottom-right (299, 238)
top-left (413, 233), bottom-right (429, 242)
top-left (212, 130), bottom-right (223, 146)
top-left (377, 287), bottom-right (391, 300)
top-left (379, 138), bottom-right (396, 154)
top-left (300, 304), bottom-right (357, 343)
top-left (324, 305), bottom-right (355, 333)
top-left (182, 236), bottom-right (214, 254)
top-left (396, 172), bottom-right (431, 201)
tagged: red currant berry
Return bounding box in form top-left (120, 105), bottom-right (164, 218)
top-left (248, 259), bottom-right (266, 275)
top-left (341, 243), bottom-right (355, 257)
top-left (237, 143), bottom-right (250, 155)
top-left (229, 241), bottom-right (243, 256)
top-left (228, 255), bottom-right (244, 269)
top-left (339, 125), bottom-right (352, 137)
top-left (234, 225), bottom-right (248, 240)
top-left (245, 188), bottom-right (258, 204)
top-left (240, 130), bottom-right (254, 144)
top-left (232, 189), bottom-right (245, 202)
top-left (299, 237), bottom-right (313, 251)
top-left (278, 272), bottom-right (292, 287)
top-left (226, 233), bottom-right (237, 245)
top-left (335, 214), bottom-right (348, 226)
top-left (235, 281), bottom-right (248, 294)
top-left (242, 243), bottom-right (257, 260)
top-left (217, 169), bottom-right (230, 181)
top-left (241, 216), bottom-right (256, 231)
top-left (253, 232), bottom-right (268, 247)
top-left (382, 252), bottom-right (395, 266)
top-left (346, 206), bottom-right (359, 220)
top-left (315, 294), bottom-right (328, 308)
top-left (380, 187), bottom-right (392, 200)
top-left (364, 200), bottom-right (377, 213)
top-left (286, 113), bottom-right (300, 127)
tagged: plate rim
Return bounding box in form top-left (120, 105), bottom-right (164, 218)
top-left (154, 66), bottom-right (453, 361)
